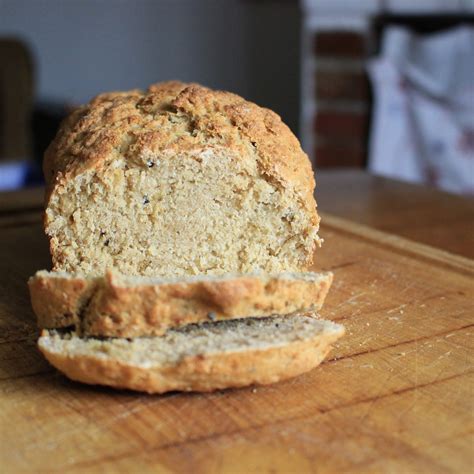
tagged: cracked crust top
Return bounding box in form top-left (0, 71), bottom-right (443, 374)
top-left (43, 81), bottom-right (318, 223)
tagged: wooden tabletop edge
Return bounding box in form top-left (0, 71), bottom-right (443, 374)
top-left (320, 212), bottom-right (474, 276)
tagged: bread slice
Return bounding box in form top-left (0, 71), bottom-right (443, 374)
top-left (38, 314), bottom-right (344, 393)
top-left (43, 81), bottom-right (321, 278)
top-left (29, 270), bottom-right (333, 338)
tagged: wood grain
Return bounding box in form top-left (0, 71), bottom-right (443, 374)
top-left (316, 170), bottom-right (474, 259)
top-left (0, 214), bottom-right (472, 472)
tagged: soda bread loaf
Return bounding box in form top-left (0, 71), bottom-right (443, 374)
top-left (43, 81), bottom-right (321, 277)
top-left (30, 81), bottom-right (343, 393)
top-left (38, 314), bottom-right (345, 393)
top-left (29, 270), bottom-right (333, 337)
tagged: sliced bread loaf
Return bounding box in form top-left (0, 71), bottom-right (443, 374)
top-left (29, 270), bottom-right (333, 337)
top-left (38, 314), bottom-right (344, 393)
top-left (43, 81), bottom-right (321, 278)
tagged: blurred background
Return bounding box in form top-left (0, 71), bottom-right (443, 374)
top-left (0, 0), bottom-right (473, 194)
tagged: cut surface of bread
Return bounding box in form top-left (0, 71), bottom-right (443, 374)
top-left (29, 270), bottom-right (333, 337)
top-left (38, 314), bottom-right (345, 393)
top-left (44, 81), bottom-right (320, 278)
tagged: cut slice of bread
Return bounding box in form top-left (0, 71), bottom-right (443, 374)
top-left (38, 314), bottom-right (344, 393)
top-left (29, 270), bottom-right (333, 337)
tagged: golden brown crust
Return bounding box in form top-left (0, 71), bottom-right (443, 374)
top-left (38, 329), bottom-right (340, 394)
top-left (28, 272), bottom-right (97, 328)
top-left (43, 81), bottom-right (319, 258)
top-left (44, 81), bottom-right (316, 200)
top-left (29, 271), bottom-right (333, 337)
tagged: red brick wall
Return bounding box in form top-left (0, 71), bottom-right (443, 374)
top-left (313, 31), bottom-right (370, 168)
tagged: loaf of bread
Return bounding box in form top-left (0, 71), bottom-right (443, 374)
top-left (43, 81), bottom-right (321, 277)
top-left (29, 270), bottom-right (333, 337)
top-left (38, 314), bottom-right (344, 393)
top-left (31, 81), bottom-right (343, 394)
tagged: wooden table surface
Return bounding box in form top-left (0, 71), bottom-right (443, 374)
top-left (1, 171), bottom-right (473, 473)
top-left (316, 170), bottom-right (474, 259)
